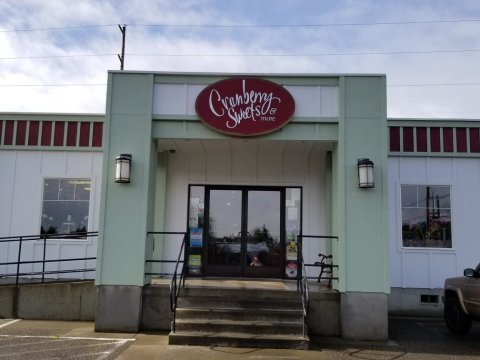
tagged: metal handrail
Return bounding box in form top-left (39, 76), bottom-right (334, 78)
top-left (0, 232), bottom-right (98, 285)
top-left (300, 252), bottom-right (309, 338)
top-left (145, 231), bottom-right (188, 333)
top-left (296, 234), bottom-right (339, 337)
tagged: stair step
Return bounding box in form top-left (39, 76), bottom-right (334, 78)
top-left (175, 318), bottom-right (303, 335)
top-left (177, 296), bottom-right (301, 310)
top-left (176, 307), bottom-right (303, 322)
top-left (181, 287), bottom-right (301, 301)
top-left (169, 331), bottom-right (309, 350)
top-left (169, 285), bottom-right (308, 349)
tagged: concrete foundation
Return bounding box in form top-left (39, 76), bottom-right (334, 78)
top-left (0, 286), bottom-right (16, 318)
top-left (388, 287), bottom-right (443, 317)
top-left (95, 285), bottom-right (142, 332)
top-left (307, 291), bottom-right (341, 336)
top-left (341, 292), bottom-right (388, 340)
top-left (0, 281), bottom-right (95, 320)
top-left (141, 285), bottom-right (172, 330)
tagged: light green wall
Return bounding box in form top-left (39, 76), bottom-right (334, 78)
top-left (334, 76), bottom-right (389, 293)
top-left (97, 71), bottom-right (389, 294)
top-left (96, 73), bottom-right (156, 286)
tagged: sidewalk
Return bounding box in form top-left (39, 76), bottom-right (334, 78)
top-left (0, 317), bottom-right (479, 359)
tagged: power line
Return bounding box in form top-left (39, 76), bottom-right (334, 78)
top-left (1, 18), bottom-right (479, 33)
top-left (0, 84), bottom-right (106, 87)
top-left (0, 24), bottom-right (117, 33)
top-left (130, 19), bottom-right (480, 28)
top-left (128, 49), bottom-right (480, 57)
top-left (389, 82), bottom-right (480, 87)
top-left (0, 54), bottom-right (116, 60)
top-left (1, 48), bottom-right (479, 61)
top-left (0, 82), bottom-right (479, 88)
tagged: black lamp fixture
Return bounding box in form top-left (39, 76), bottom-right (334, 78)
top-left (357, 158), bottom-right (374, 188)
top-left (115, 154), bottom-right (132, 183)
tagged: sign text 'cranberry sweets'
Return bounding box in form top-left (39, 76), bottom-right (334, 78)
top-left (195, 78), bottom-right (295, 136)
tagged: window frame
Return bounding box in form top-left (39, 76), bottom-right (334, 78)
top-left (39, 177), bottom-right (94, 242)
top-left (398, 182), bottom-right (455, 251)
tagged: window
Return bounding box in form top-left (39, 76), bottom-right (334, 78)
top-left (41, 179), bottom-right (91, 237)
top-left (401, 185), bottom-right (452, 248)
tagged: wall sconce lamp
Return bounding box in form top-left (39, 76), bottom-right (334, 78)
top-left (115, 154), bottom-right (132, 183)
top-left (358, 158), bottom-right (374, 188)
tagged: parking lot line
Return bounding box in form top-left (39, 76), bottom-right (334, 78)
top-left (0, 319), bottom-right (21, 329)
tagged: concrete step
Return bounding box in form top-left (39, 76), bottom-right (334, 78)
top-left (168, 331), bottom-right (309, 350)
top-left (175, 318), bottom-right (304, 335)
top-left (181, 286), bottom-right (301, 301)
top-left (169, 284), bottom-right (309, 349)
top-left (176, 307), bottom-right (303, 322)
top-left (177, 296), bottom-right (301, 310)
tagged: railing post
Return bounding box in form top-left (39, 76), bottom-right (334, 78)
top-left (296, 234), bottom-right (301, 292)
top-left (42, 235), bottom-right (47, 283)
top-left (15, 237), bottom-right (23, 286)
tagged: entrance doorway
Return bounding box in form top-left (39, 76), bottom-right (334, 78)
top-left (205, 187), bottom-right (283, 277)
top-left (187, 185), bottom-right (301, 279)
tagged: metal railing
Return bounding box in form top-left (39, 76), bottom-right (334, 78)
top-left (0, 232), bottom-right (98, 286)
top-left (299, 251), bottom-right (309, 337)
top-left (145, 231), bottom-right (188, 333)
top-left (296, 234), bottom-right (339, 337)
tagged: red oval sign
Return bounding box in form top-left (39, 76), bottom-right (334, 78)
top-left (195, 77), bottom-right (295, 136)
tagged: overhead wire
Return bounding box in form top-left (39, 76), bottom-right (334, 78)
top-left (1, 18), bottom-right (480, 32)
top-left (0, 18), bottom-right (478, 89)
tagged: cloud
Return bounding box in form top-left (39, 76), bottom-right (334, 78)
top-left (0, 0), bottom-right (478, 117)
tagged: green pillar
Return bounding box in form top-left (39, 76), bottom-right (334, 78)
top-left (336, 75), bottom-right (389, 340)
top-left (95, 72), bottom-right (156, 332)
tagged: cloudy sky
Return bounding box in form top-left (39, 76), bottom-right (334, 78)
top-left (0, 0), bottom-right (479, 118)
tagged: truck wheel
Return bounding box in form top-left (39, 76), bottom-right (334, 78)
top-left (444, 295), bottom-right (472, 334)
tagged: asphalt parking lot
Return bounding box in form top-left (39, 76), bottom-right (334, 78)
top-left (0, 317), bottom-right (479, 359)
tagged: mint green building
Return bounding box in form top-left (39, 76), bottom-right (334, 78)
top-left (94, 71), bottom-right (389, 340)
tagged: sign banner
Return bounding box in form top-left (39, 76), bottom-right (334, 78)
top-left (195, 77), bottom-right (295, 136)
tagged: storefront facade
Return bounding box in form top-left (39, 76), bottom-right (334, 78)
top-left (2, 78), bottom-right (480, 339)
top-left (94, 71), bottom-right (390, 339)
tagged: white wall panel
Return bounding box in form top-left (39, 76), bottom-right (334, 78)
top-left (285, 86), bottom-right (321, 117)
top-left (399, 157), bottom-right (427, 183)
top-left (403, 252), bottom-right (429, 288)
top-left (204, 140), bottom-right (231, 182)
top-left (66, 152), bottom-right (93, 175)
top-left (303, 151), bottom-right (327, 274)
top-left (162, 139), bottom-right (328, 275)
top-left (257, 142), bottom-right (284, 183)
top-left (41, 151), bottom-right (67, 175)
top-left (154, 83), bottom-right (338, 118)
top-left (389, 156), bottom-right (480, 289)
top-left (0, 150), bottom-right (103, 280)
top-left (320, 87), bottom-right (339, 117)
top-left (163, 152), bottom-right (189, 274)
top-left (429, 253), bottom-right (456, 288)
top-left (10, 152), bottom-right (43, 236)
top-left (231, 141), bottom-right (257, 183)
top-left (0, 151), bottom-right (15, 275)
top-left (451, 159), bottom-right (480, 270)
top-left (153, 84), bottom-right (187, 115)
top-left (186, 85), bottom-right (206, 115)
top-left (426, 158), bottom-right (453, 182)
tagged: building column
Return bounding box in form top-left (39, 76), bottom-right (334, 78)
top-left (335, 76), bottom-right (389, 340)
top-left (95, 73), bottom-right (156, 332)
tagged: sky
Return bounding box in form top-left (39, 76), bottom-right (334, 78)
top-left (0, 0), bottom-right (479, 119)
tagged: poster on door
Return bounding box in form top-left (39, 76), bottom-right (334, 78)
top-left (286, 234), bottom-right (298, 261)
top-left (190, 228), bottom-right (203, 247)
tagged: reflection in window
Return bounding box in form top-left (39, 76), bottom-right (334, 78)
top-left (401, 185), bottom-right (452, 248)
top-left (41, 179), bottom-right (91, 238)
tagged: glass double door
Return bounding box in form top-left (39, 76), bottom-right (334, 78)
top-left (204, 186), bottom-right (284, 278)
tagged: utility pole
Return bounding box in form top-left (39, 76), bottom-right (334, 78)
top-left (118, 24), bottom-right (126, 70)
